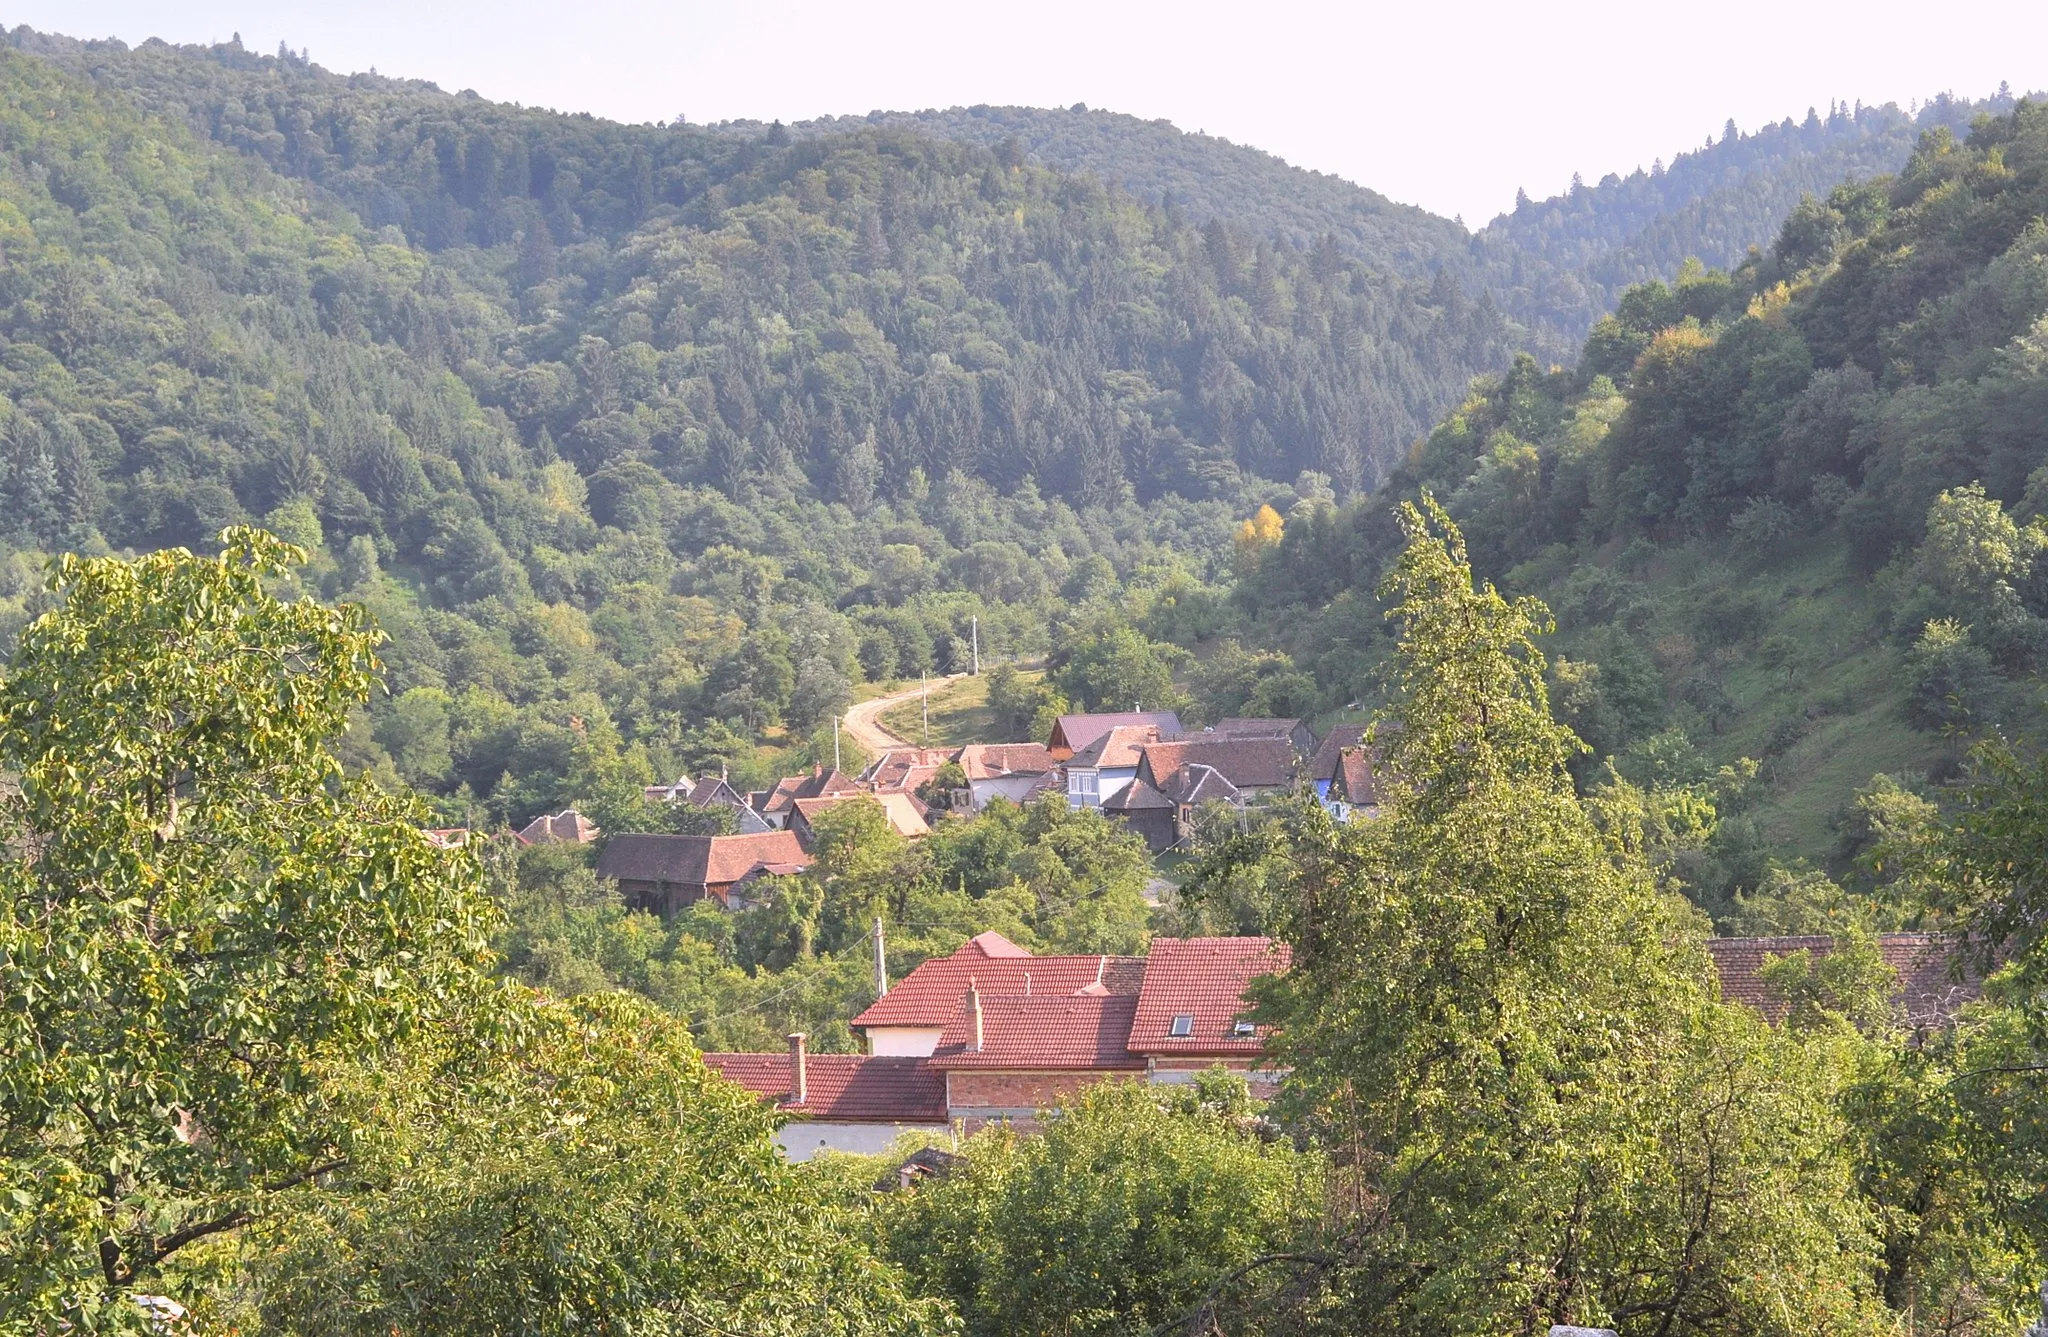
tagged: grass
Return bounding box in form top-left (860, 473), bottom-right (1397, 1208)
top-left (877, 668), bottom-right (1045, 748)
top-left (1596, 534), bottom-right (1944, 869)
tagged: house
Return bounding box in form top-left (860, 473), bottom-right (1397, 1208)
top-left (1046, 711), bottom-right (1183, 762)
top-left (1065, 724), bottom-right (1164, 809)
top-left (595, 830), bottom-right (810, 914)
top-left (1326, 745), bottom-right (1382, 821)
top-left (1307, 726), bottom-right (1373, 818)
top-left (703, 1035), bottom-right (950, 1161)
top-left (420, 827), bottom-right (470, 849)
top-left (863, 748), bottom-right (955, 797)
top-left (850, 931), bottom-right (1287, 1131)
top-left (928, 989), bottom-right (1149, 1127)
top-left (1138, 738), bottom-right (1298, 803)
top-left (1705, 932), bottom-right (1979, 1029)
top-left (646, 774), bottom-right (773, 834)
top-left (851, 930), bottom-right (1145, 1056)
top-left (752, 768), bottom-right (861, 829)
top-left (958, 743), bottom-right (1059, 811)
top-left (1128, 937), bottom-right (1292, 1100)
top-left (515, 809), bottom-right (600, 845)
top-left (789, 791), bottom-right (932, 843)
top-left (1100, 776), bottom-right (1179, 853)
top-left (1209, 717), bottom-right (1317, 756)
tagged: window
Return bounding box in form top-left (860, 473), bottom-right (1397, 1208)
top-left (1071, 770), bottom-right (1099, 806)
top-left (1232, 1019), bottom-right (1257, 1038)
top-left (1169, 1013), bottom-right (1194, 1038)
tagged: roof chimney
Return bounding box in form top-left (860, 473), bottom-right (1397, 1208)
top-left (965, 980), bottom-right (983, 1052)
top-left (787, 1032), bottom-right (808, 1105)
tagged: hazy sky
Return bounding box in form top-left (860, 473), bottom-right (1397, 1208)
top-left (12, 0), bottom-right (2048, 224)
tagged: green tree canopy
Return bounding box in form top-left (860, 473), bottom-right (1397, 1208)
top-left (0, 531), bottom-right (501, 1327)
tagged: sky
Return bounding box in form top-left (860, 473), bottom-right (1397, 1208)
top-left (10, 0), bottom-right (2048, 225)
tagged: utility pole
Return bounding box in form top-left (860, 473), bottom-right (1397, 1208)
top-left (971, 616), bottom-right (980, 675)
top-left (833, 714), bottom-right (841, 773)
top-left (872, 917), bottom-right (888, 1001)
top-left (922, 673), bottom-right (930, 746)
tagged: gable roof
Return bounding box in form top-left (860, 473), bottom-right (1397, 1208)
top-left (864, 747), bottom-right (956, 794)
top-left (792, 791), bottom-right (932, 840)
top-left (1130, 936), bottom-right (1291, 1055)
top-left (1050, 711), bottom-right (1183, 757)
top-left (1308, 725), bottom-right (1368, 783)
top-left (1101, 776), bottom-right (1175, 811)
top-left (927, 994), bottom-right (1147, 1070)
top-left (959, 743), bottom-right (1056, 781)
top-left (595, 830), bottom-right (809, 887)
top-left (1332, 747), bottom-right (1381, 806)
top-left (757, 768), bottom-right (860, 815)
top-left (1070, 724), bottom-right (1165, 770)
top-left (701, 1052), bottom-right (949, 1122)
top-left (853, 935), bottom-right (1144, 1030)
top-left (1705, 933), bottom-right (1978, 1027)
top-left (516, 809), bottom-right (599, 844)
top-left (1139, 738), bottom-right (1298, 795)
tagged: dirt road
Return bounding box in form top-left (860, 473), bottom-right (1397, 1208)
top-left (840, 674), bottom-right (968, 754)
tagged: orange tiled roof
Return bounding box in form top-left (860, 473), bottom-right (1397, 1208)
top-left (1129, 937), bottom-right (1291, 1055)
top-left (702, 1052), bottom-right (949, 1122)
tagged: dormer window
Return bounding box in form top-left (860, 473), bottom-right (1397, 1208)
top-left (1169, 1014), bottom-right (1194, 1038)
top-left (1231, 1020), bottom-right (1257, 1038)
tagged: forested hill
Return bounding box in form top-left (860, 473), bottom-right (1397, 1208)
top-left (1230, 100), bottom-right (2048, 922)
top-left (2, 26), bottom-right (1513, 500)
top-left (798, 95), bottom-right (2031, 348)
top-left (1470, 90), bottom-right (2035, 338)
top-left (791, 104), bottom-right (1471, 283)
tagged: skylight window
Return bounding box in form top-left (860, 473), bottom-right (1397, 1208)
top-left (1168, 1013), bottom-right (1194, 1038)
top-left (1232, 1020), bottom-right (1257, 1038)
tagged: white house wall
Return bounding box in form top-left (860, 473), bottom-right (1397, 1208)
top-left (774, 1121), bottom-right (948, 1161)
top-left (865, 1026), bottom-right (945, 1057)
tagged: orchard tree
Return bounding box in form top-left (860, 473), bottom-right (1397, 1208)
top-left (251, 992), bottom-right (949, 1337)
top-left (1244, 498), bottom-right (1886, 1334)
top-left (0, 532), bottom-right (502, 1328)
top-left (885, 1077), bottom-right (1319, 1337)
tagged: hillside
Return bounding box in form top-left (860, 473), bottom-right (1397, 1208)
top-left (795, 94), bottom-right (2031, 349)
top-left (0, 30), bottom-right (1524, 830)
top-left (1228, 99), bottom-right (2048, 919)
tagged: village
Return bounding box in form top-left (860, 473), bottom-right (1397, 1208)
top-left (457, 702), bottom-right (1981, 1162)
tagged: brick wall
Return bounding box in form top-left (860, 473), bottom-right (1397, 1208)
top-left (947, 1069), bottom-right (1142, 1115)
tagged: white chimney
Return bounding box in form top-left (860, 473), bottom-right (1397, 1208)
top-left (787, 1032), bottom-right (808, 1105)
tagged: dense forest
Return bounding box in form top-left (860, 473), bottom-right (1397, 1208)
top-left (1231, 99), bottom-right (2048, 926)
top-left (803, 91), bottom-right (2036, 345)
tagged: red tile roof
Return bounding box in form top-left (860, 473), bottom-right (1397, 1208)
top-left (1102, 777), bottom-right (1175, 811)
top-left (1051, 712), bottom-right (1183, 758)
top-left (515, 809), bottom-right (599, 844)
top-left (1140, 738), bottom-right (1298, 795)
top-left (1129, 937), bottom-right (1291, 1055)
top-left (791, 791), bottom-right (932, 839)
top-left (864, 748), bottom-right (955, 794)
top-left (958, 743), bottom-right (1056, 780)
top-left (1071, 724), bottom-right (1165, 769)
top-left (927, 994), bottom-right (1147, 1070)
top-left (1333, 747), bottom-right (1380, 806)
top-left (1705, 933), bottom-right (1977, 1026)
top-left (702, 1053), bottom-right (949, 1122)
top-left (1308, 725), bottom-right (1368, 783)
top-left (595, 830), bottom-right (810, 888)
top-left (758, 768), bottom-right (860, 815)
top-left (852, 933), bottom-right (1143, 1029)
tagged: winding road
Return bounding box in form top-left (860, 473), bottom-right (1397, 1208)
top-left (840, 674), bottom-right (968, 753)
